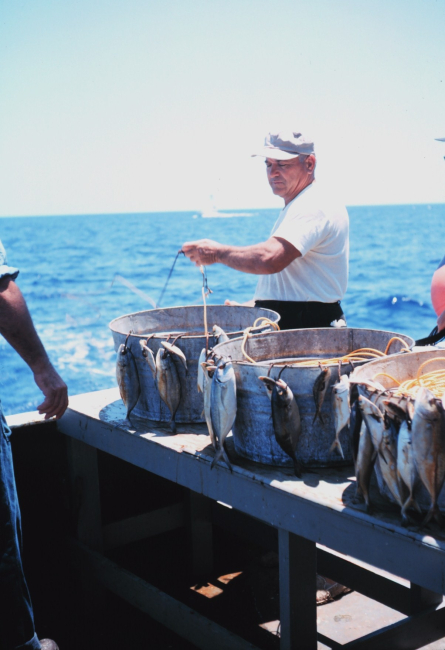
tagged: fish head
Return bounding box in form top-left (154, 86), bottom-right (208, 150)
top-left (358, 395), bottom-right (384, 420)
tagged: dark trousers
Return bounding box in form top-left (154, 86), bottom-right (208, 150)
top-left (255, 300), bottom-right (346, 331)
top-left (0, 403), bottom-right (40, 650)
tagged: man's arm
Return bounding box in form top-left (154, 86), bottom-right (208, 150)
top-left (0, 277), bottom-right (68, 419)
top-left (182, 236), bottom-right (301, 275)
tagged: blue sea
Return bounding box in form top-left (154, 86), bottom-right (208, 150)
top-left (0, 204), bottom-right (444, 416)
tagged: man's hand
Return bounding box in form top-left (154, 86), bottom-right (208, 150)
top-left (182, 239), bottom-right (222, 267)
top-left (34, 361), bottom-right (68, 420)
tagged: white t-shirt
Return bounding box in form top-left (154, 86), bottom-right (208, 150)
top-left (254, 182), bottom-right (349, 302)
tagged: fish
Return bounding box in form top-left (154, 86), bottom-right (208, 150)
top-left (411, 387), bottom-right (445, 526)
top-left (201, 361), bottom-right (216, 447)
top-left (161, 340), bottom-right (188, 372)
top-left (378, 415), bottom-right (407, 509)
top-left (355, 419), bottom-right (376, 510)
top-left (397, 419), bottom-right (421, 525)
top-left (139, 339), bottom-right (157, 378)
top-left (155, 347), bottom-right (182, 433)
top-left (349, 397), bottom-right (362, 470)
top-left (312, 364), bottom-right (331, 424)
top-left (197, 348), bottom-right (207, 393)
top-left (358, 395), bottom-right (385, 452)
top-left (259, 376), bottom-right (302, 478)
top-left (213, 324), bottom-right (229, 344)
top-left (116, 342), bottom-right (141, 425)
top-left (330, 374), bottom-right (350, 459)
top-left (210, 357), bottom-right (237, 471)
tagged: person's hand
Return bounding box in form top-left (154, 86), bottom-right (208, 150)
top-left (33, 362), bottom-right (69, 420)
top-left (182, 239), bottom-right (221, 266)
top-left (224, 299), bottom-right (240, 306)
top-left (438, 309), bottom-right (445, 332)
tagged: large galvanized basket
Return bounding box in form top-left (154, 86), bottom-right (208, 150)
top-left (350, 348), bottom-right (445, 510)
top-left (109, 305), bottom-right (280, 423)
top-left (214, 328), bottom-right (414, 468)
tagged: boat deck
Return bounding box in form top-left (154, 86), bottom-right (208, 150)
top-left (8, 388), bottom-right (445, 649)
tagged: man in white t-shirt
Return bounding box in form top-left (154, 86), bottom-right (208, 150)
top-left (182, 130), bottom-right (349, 329)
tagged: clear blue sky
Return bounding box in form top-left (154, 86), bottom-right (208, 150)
top-left (0, 0), bottom-right (444, 216)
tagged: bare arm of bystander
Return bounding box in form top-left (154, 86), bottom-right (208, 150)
top-left (0, 277), bottom-right (68, 419)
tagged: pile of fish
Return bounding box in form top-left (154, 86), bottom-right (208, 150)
top-left (351, 380), bottom-right (445, 527)
top-left (116, 325), bottom-right (238, 470)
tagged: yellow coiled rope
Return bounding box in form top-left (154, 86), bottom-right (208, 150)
top-left (391, 357), bottom-right (445, 399)
top-left (240, 334), bottom-right (411, 368)
top-left (241, 317), bottom-right (281, 364)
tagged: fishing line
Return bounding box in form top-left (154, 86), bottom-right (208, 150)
top-left (200, 265), bottom-right (213, 355)
top-left (157, 250), bottom-right (185, 308)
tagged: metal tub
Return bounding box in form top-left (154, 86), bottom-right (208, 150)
top-left (109, 305), bottom-right (280, 423)
top-left (214, 328), bottom-right (414, 468)
top-left (350, 348), bottom-right (445, 509)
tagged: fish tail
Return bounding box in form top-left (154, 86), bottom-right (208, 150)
top-left (211, 445), bottom-right (233, 472)
top-left (422, 502), bottom-right (442, 527)
top-left (169, 418), bottom-right (177, 434)
top-left (329, 438), bottom-right (344, 459)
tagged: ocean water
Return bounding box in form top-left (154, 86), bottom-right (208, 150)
top-left (0, 203), bottom-right (444, 416)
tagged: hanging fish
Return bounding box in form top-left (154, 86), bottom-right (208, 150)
top-left (210, 357), bottom-right (237, 471)
top-left (259, 375), bottom-right (302, 478)
top-left (197, 348), bottom-right (207, 393)
top-left (411, 387), bottom-right (445, 526)
top-left (349, 397), bottom-right (362, 470)
top-left (397, 419), bottom-right (421, 525)
top-left (355, 419), bottom-right (376, 511)
top-left (162, 340), bottom-right (188, 372)
top-left (139, 339), bottom-right (157, 378)
top-left (312, 363), bottom-right (331, 424)
top-left (116, 341), bottom-right (141, 426)
top-left (330, 374), bottom-right (350, 459)
top-left (378, 415), bottom-right (407, 510)
top-left (155, 347), bottom-right (182, 433)
top-left (213, 324), bottom-right (230, 344)
top-left (201, 361), bottom-right (217, 447)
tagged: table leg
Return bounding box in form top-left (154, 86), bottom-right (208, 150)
top-left (278, 529), bottom-right (317, 650)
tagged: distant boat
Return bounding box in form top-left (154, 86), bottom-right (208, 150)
top-left (436, 138), bottom-right (445, 142)
top-left (198, 195), bottom-right (253, 218)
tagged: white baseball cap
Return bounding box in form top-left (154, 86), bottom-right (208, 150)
top-left (252, 130), bottom-right (315, 160)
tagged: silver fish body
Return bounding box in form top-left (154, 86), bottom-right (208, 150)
top-left (197, 348), bottom-right (207, 393)
top-left (397, 419), bottom-right (421, 523)
top-left (202, 362), bottom-right (216, 447)
top-left (139, 340), bottom-right (157, 378)
top-left (355, 419), bottom-right (375, 510)
top-left (116, 343), bottom-right (141, 424)
top-left (155, 348), bottom-right (181, 433)
top-left (378, 416), bottom-right (407, 509)
top-left (210, 357), bottom-right (237, 471)
top-left (260, 376), bottom-right (302, 477)
top-left (213, 324), bottom-right (229, 344)
top-left (312, 365), bottom-right (331, 424)
top-left (161, 340), bottom-right (188, 372)
top-left (330, 374), bottom-right (350, 459)
top-left (412, 387), bottom-right (445, 526)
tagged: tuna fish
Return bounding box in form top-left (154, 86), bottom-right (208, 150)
top-left (378, 415), bottom-right (407, 509)
top-left (197, 347), bottom-right (207, 393)
top-left (312, 364), bottom-right (331, 424)
top-left (155, 347), bottom-right (182, 433)
top-left (412, 387), bottom-right (445, 526)
top-left (330, 374), bottom-right (350, 459)
top-left (259, 376), bottom-right (302, 478)
top-left (116, 342), bottom-right (141, 426)
top-left (210, 357), bottom-right (237, 471)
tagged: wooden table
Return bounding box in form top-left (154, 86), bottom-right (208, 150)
top-left (56, 388), bottom-right (445, 650)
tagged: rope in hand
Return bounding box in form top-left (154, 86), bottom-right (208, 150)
top-left (157, 249), bottom-right (185, 308)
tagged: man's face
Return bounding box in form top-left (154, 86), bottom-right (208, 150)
top-left (265, 156), bottom-right (313, 205)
